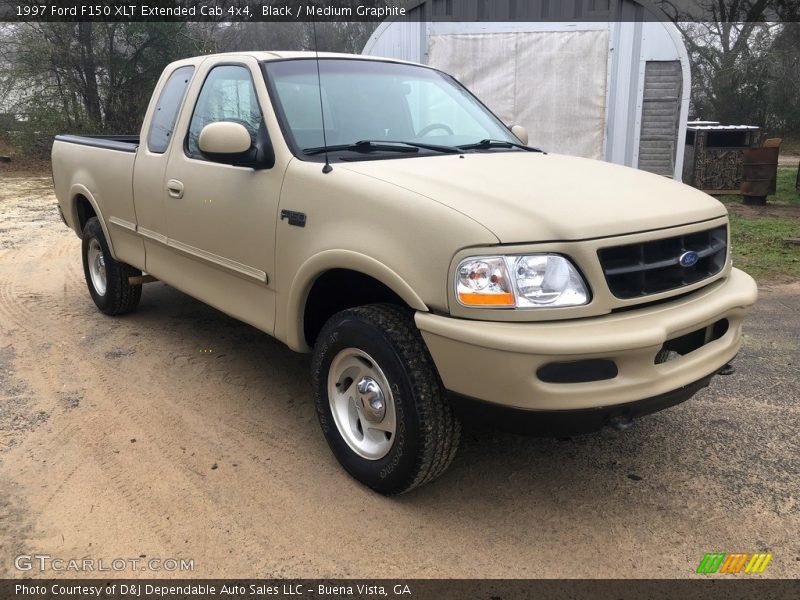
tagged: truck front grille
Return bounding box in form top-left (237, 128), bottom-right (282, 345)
top-left (598, 225), bottom-right (727, 299)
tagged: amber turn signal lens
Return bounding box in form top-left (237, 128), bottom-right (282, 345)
top-left (457, 292), bottom-right (515, 306)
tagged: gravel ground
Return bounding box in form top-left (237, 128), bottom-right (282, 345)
top-left (0, 176), bottom-right (798, 579)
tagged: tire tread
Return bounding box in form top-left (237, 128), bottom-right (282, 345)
top-left (82, 217), bottom-right (141, 315)
top-left (316, 303), bottom-right (460, 494)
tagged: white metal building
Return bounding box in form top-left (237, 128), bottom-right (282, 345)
top-left (362, 0), bottom-right (691, 180)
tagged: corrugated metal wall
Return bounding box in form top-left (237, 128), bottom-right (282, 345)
top-left (407, 0), bottom-right (616, 21)
top-left (638, 61), bottom-right (682, 177)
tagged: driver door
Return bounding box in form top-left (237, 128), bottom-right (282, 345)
top-left (158, 60), bottom-right (281, 333)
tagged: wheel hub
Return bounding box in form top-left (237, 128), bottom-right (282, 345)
top-left (356, 377), bottom-right (385, 423)
top-left (327, 348), bottom-right (397, 460)
top-left (87, 238), bottom-right (107, 296)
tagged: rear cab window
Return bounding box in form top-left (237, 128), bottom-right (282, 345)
top-left (147, 65), bottom-right (195, 154)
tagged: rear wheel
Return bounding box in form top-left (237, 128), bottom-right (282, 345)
top-left (81, 217), bottom-right (141, 315)
top-left (312, 304), bottom-right (460, 494)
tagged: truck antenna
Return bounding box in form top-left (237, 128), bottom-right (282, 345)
top-left (312, 20), bottom-right (332, 174)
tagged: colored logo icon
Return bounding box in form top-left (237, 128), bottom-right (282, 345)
top-left (696, 553), bottom-right (773, 574)
top-left (679, 250), bottom-right (700, 267)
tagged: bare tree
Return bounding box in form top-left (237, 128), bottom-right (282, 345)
top-left (0, 22), bottom-right (204, 154)
top-left (765, 22), bottom-right (800, 134)
top-left (200, 21), bottom-right (377, 54)
top-left (0, 20), bottom-right (375, 156)
top-left (658, 0), bottom-right (800, 135)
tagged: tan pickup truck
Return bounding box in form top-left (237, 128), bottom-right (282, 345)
top-left (52, 52), bottom-right (758, 494)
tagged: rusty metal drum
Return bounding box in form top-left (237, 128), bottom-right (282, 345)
top-left (741, 147), bottom-right (779, 205)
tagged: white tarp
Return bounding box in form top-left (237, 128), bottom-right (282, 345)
top-left (428, 30), bottom-right (609, 159)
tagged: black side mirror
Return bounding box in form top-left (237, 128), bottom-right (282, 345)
top-left (197, 121), bottom-right (273, 170)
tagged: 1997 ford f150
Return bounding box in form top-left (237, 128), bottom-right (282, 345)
top-left (52, 52), bottom-right (758, 494)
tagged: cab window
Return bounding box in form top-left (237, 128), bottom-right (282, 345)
top-left (186, 65), bottom-right (265, 159)
top-left (147, 66), bottom-right (194, 154)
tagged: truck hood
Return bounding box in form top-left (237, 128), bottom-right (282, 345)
top-left (339, 152), bottom-right (727, 243)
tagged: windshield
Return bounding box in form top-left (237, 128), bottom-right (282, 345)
top-left (263, 58), bottom-right (519, 159)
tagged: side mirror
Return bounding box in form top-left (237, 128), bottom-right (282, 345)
top-left (198, 122), bottom-right (252, 156)
top-left (510, 124), bottom-right (529, 146)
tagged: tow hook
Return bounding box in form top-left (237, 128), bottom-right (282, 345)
top-left (606, 415), bottom-right (635, 431)
top-left (718, 362), bottom-right (736, 375)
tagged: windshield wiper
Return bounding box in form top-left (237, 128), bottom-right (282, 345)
top-left (392, 140), bottom-right (462, 153)
top-left (457, 139), bottom-right (546, 153)
top-left (303, 139), bottom-right (461, 156)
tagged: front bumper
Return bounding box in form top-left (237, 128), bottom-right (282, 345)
top-left (450, 374), bottom-right (715, 436)
top-left (416, 268), bottom-right (758, 412)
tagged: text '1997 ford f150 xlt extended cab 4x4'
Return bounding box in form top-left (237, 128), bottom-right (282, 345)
top-left (52, 52), bottom-right (758, 494)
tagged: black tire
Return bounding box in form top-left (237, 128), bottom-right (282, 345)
top-left (81, 217), bottom-right (141, 315)
top-left (312, 304), bottom-right (460, 494)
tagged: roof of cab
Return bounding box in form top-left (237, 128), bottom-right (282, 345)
top-left (164, 51), bottom-right (424, 73)
top-left (183, 50), bottom-right (417, 64)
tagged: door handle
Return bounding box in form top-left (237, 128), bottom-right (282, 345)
top-left (166, 179), bottom-right (184, 199)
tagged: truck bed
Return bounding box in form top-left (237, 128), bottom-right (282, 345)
top-left (52, 134), bottom-right (141, 266)
top-left (54, 134), bottom-right (139, 153)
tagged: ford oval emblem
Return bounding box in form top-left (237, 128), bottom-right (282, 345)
top-left (679, 251), bottom-right (699, 267)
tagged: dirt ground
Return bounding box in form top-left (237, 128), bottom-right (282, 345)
top-left (726, 203), bottom-right (800, 220)
top-left (0, 176), bottom-right (798, 579)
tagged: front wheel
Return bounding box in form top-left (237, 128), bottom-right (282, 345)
top-left (81, 217), bottom-right (142, 315)
top-left (311, 304), bottom-right (460, 495)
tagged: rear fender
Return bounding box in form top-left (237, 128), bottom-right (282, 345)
top-left (68, 184), bottom-right (119, 260)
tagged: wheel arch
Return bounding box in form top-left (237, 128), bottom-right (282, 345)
top-left (282, 250), bottom-right (429, 353)
top-left (69, 184), bottom-right (118, 258)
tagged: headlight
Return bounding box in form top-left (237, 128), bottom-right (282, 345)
top-left (456, 257), bottom-right (515, 306)
top-left (456, 254), bottom-right (590, 308)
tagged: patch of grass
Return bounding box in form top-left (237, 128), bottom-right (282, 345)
top-left (781, 137), bottom-right (800, 155)
top-left (774, 166), bottom-right (800, 205)
top-left (729, 213), bottom-right (800, 282)
top-left (0, 140), bottom-right (51, 175)
top-left (719, 166), bottom-right (799, 207)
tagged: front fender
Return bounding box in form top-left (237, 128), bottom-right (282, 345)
top-left (279, 249), bottom-right (428, 352)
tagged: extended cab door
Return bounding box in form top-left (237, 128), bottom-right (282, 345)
top-left (132, 62), bottom-right (196, 267)
top-left (156, 58), bottom-right (283, 333)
